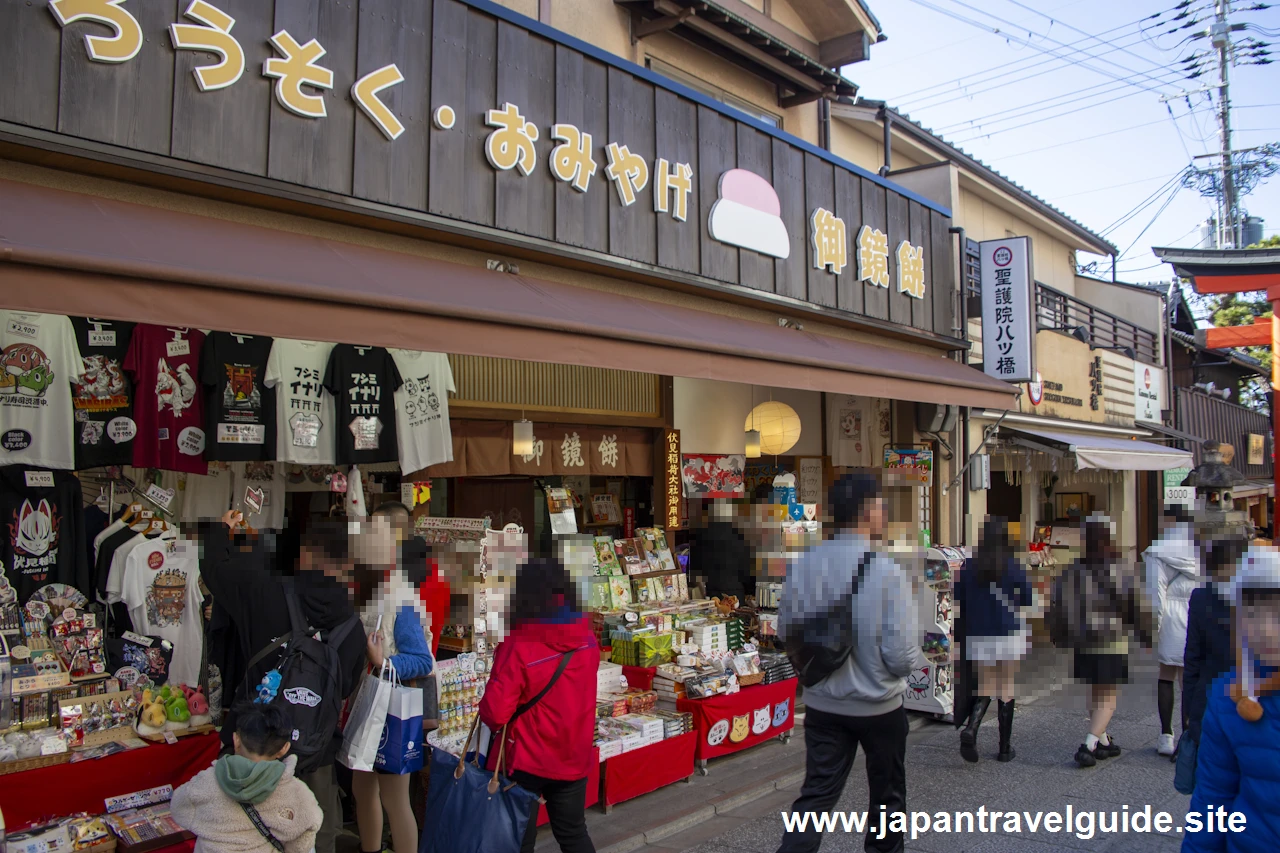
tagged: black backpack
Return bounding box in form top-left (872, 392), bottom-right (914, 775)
top-left (785, 551), bottom-right (874, 688)
top-left (241, 581), bottom-right (360, 775)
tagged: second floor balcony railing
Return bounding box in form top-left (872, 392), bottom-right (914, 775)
top-left (963, 240), bottom-right (1160, 365)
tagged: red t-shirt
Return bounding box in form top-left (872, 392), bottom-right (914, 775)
top-left (417, 559), bottom-right (450, 656)
top-left (124, 325), bottom-right (209, 474)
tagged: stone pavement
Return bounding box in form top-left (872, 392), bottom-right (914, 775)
top-left (538, 646), bottom-right (1193, 853)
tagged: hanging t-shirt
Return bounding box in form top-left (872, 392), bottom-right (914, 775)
top-left (119, 533), bottom-right (203, 687)
top-left (232, 462), bottom-right (289, 531)
top-left (389, 350), bottom-right (456, 474)
top-left (826, 394), bottom-right (876, 469)
top-left (323, 345), bottom-right (402, 465)
top-left (124, 325), bottom-right (208, 475)
top-left (70, 318), bottom-right (136, 469)
top-left (200, 333), bottom-right (276, 462)
top-left (264, 339), bottom-right (337, 465)
top-left (180, 462), bottom-right (235, 523)
top-left (0, 465), bottom-right (91, 603)
top-left (0, 312), bottom-right (85, 470)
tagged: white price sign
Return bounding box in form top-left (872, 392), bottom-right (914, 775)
top-left (1163, 467), bottom-right (1194, 508)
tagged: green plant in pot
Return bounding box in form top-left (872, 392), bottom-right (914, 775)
top-left (1041, 474), bottom-right (1058, 521)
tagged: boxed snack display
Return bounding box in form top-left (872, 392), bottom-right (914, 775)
top-left (593, 537), bottom-right (622, 575)
top-left (596, 661), bottom-right (624, 696)
top-left (636, 528), bottom-right (678, 573)
top-left (613, 539), bottom-right (647, 575)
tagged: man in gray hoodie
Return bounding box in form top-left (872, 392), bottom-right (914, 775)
top-left (777, 473), bottom-right (925, 853)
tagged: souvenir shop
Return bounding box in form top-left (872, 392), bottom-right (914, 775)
top-left (0, 0), bottom-right (1018, 841)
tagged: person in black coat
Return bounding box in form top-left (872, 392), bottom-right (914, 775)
top-left (1183, 534), bottom-right (1247, 749)
top-left (690, 499), bottom-right (753, 601)
top-left (955, 517), bottom-right (1033, 764)
top-left (199, 514), bottom-right (367, 853)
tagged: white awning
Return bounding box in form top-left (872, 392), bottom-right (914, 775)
top-left (1006, 426), bottom-right (1194, 471)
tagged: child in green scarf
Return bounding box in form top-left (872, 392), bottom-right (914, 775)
top-left (172, 703), bottom-right (323, 853)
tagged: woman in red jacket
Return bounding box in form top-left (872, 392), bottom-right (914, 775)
top-left (479, 557), bottom-right (598, 853)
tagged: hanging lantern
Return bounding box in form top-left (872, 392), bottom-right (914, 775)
top-left (744, 402), bottom-right (801, 456)
top-left (512, 420), bottom-right (534, 456)
top-left (745, 429), bottom-right (761, 459)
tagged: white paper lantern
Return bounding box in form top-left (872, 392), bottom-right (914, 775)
top-left (745, 401), bottom-right (801, 456)
top-left (512, 420), bottom-right (534, 456)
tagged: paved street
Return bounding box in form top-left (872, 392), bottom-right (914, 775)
top-left (577, 647), bottom-right (1192, 853)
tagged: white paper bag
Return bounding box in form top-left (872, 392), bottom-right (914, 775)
top-left (339, 663), bottom-right (392, 771)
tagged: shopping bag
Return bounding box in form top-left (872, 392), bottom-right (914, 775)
top-left (1174, 730), bottom-right (1197, 795)
top-left (376, 669), bottom-right (425, 774)
top-left (339, 662), bottom-right (393, 772)
top-left (419, 715), bottom-right (539, 853)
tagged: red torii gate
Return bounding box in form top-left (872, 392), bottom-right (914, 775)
top-left (1153, 246), bottom-right (1280, 500)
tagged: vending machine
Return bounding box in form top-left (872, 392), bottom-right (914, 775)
top-left (904, 545), bottom-right (966, 718)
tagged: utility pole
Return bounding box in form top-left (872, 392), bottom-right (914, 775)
top-left (1212, 0), bottom-right (1238, 248)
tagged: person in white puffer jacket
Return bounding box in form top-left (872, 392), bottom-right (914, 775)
top-left (1143, 507), bottom-right (1202, 758)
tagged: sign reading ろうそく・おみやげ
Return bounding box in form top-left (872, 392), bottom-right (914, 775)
top-left (8, 0), bottom-right (954, 336)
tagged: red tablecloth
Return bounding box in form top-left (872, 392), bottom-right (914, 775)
top-left (0, 732), bottom-right (222, 829)
top-left (621, 666), bottom-right (656, 690)
top-left (601, 732), bottom-right (695, 806)
top-left (677, 678), bottom-right (797, 760)
top-left (534, 748), bottom-right (600, 827)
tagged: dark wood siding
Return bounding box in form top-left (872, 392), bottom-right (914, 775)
top-left (2, 0), bottom-right (958, 341)
top-left (352, 0), bottom-right (432, 210)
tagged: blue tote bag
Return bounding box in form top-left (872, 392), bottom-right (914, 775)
top-left (419, 714), bottom-right (539, 853)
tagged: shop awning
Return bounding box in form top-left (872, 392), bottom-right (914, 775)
top-left (1136, 421), bottom-right (1205, 446)
top-left (1005, 426), bottom-right (1193, 471)
top-left (0, 178), bottom-right (1016, 410)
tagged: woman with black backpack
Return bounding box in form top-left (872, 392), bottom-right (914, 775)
top-left (1049, 516), bottom-right (1153, 767)
top-left (955, 517), bottom-right (1033, 763)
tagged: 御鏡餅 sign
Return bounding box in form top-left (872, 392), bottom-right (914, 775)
top-left (980, 237), bottom-right (1035, 384)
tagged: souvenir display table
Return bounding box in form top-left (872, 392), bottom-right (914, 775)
top-left (677, 678), bottom-right (797, 773)
top-left (0, 732), bottom-right (220, 829)
top-left (600, 730), bottom-right (695, 809)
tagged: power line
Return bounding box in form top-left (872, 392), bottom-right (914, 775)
top-left (907, 0), bottom-right (1187, 96)
top-left (950, 90), bottom-right (1164, 143)
top-left (889, 9), bottom-right (1165, 102)
top-left (894, 7), bottom-right (1187, 108)
top-left (1099, 172), bottom-right (1186, 236)
top-left (1116, 182), bottom-right (1184, 260)
top-left (1047, 172), bottom-right (1186, 201)
top-left (992, 119), bottom-right (1188, 161)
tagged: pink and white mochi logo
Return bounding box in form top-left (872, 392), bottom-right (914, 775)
top-left (708, 169), bottom-right (791, 259)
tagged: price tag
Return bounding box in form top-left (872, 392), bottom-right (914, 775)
top-left (144, 482), bottom-right (176, 510)
top-left (7, 318), bottom-right (38, 338)
top-left (244, 486), bottom-right (265, 514)
top-left (24, 470), bottom-right (54, 488)
top-left (88, 329), bottom-right (117, 347)
top-left (166, 339), bottom-right (190, 357)
top-left (163, 731), bottom-right (178, 745)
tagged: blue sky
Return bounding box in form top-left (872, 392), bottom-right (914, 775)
top-left (846, 0), bottom-right (1279, 283)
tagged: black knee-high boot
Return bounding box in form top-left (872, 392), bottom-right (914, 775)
top-left (1158, 680), bottom-right (1175, 736)
top-left (997, 699), bottom-right (1016, 762)
top-left (960, 696), bottom-right (991, 764)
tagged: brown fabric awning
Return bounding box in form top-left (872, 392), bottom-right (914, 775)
top-left (413, 421), bottom-right (653, 478)
top-left (0, 178), bottom-right (1016, 409)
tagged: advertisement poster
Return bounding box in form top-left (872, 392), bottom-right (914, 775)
top-left (681, 454), bottom-right (746, 498)
top-left (884, 447), bottom-right (934, 486)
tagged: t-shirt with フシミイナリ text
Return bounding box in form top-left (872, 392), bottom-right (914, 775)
top-left (0, 312), bottom-right (84, 470)
top-left (389, 349), bottom-right (456, 474)
top-left (264, 339), bottom-right (336, 465)
top-left (200, 332), bottom-right (276, 462)
top-left (323, 345), bottom-right (402, 465)
top-left (124, 325), bottom-right (208, 475)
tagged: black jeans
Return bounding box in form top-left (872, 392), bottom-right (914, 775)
top-left (777, 705), bottom-right (909, 853)
top-left (511, 770), bottom-right (596, 853)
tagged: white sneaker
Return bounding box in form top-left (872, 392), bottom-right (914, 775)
top-left (1157, 733), bottom-right (1176, 756)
